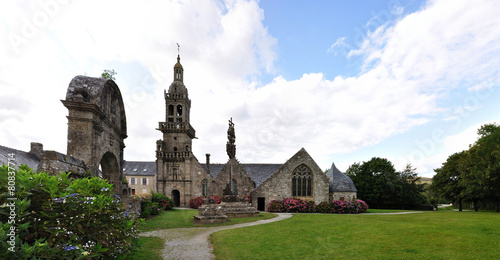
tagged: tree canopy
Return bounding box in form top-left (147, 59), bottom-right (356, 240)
top-left (432, 123), bottom-right (500, 211)
top-left (346, 157), bottom-right (424, 208)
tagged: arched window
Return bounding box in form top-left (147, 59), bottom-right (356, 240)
top-left (177, 105), bottom-right (183, 116)
top-left (232, 179), bottom-right (237, 195)
top-left (292, 164), bottom-right (312, 196)
top-left (168, 105), bottom-right (174, 116)
top-left (202, 179), bottom-right (208, 197)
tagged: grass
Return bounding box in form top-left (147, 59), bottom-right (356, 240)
top-left (211, 211), bottom-right (500, 259)
top-left (139, 208), bottom-right (277, 231)
top-left (126, 236), bottom-right (164, 260)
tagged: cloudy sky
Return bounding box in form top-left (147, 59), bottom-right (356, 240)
top-left (1, 0), bottom-right (500, 177)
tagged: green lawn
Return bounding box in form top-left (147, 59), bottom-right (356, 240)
top-left (139, 208), bottom-right (277, 231)
top-left (211, 211), bottom-right (500, 259)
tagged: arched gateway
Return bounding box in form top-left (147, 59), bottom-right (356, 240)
top-left (62, 76), bottom-right (129, 201)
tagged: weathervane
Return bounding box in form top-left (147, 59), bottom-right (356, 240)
top-left (177, 43), bottom-right (180, 55)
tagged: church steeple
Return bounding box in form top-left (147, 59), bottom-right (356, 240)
top-left (174, 55), bottom-right (183, 82)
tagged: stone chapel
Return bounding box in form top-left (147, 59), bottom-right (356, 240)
top-left (154, 55), bottom-right (357, 210)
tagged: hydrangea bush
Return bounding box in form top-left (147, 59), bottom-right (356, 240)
top-left (268, 198), bottom-right (368, 214)
top-left (0, 165), bottom-right (141, 259)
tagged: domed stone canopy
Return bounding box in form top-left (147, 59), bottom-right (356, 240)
top-left (168, 80), bottom-right (188, 95)
top-left (326, 162), bottom-right (357, 192)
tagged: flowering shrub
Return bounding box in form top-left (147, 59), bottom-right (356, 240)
top-left (189, 195), bottom-right (222, 209)
top-left (268, 198), bottom-right (369, 214)
top-left (0, 165), bottom-right (141, 259)
top-left (140, 192), bottom-right (174, 218)
top-left (152, 192), bottom-right (174, 210)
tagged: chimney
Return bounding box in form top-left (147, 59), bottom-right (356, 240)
top-left (29, 142), bottom-right (44, 159)
top-left (206, 153), bottom-right (211, 176)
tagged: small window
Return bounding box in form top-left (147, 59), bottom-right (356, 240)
top-left (130, 178), bottom-right (136, 185)
top-left (131, 189), bottom-right (136, 195)
top-left (142, 178), bottom-right (148, 185)
top-left (133, 168), bottom-right (137, 172)
top-left (177, 105), bottom-right (183, 116)
top-left (143, 169), bottom-right (148, 172)
top-left (142, 189), bottom-right (147, 194)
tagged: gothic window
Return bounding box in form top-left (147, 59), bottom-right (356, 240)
top-left (168, 105), bottom-right (174, 116)
top-left (202, 179), bottom-right (208, 197)
top-left (232, 179), bottom-right (237, 195)
top-left (173, 168), bottom-right (178, 180)
top-left (292, 164), bottom-right (312, 197)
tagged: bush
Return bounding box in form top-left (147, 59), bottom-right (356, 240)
top-left (151, 192), bottom-right (174, 210)
top-left (0, 165), bottom-right (141, 259)
top-left (268, 198), bottom-right (369, 214)
top-left (189, 195), bottom-right (222, 209)
top-left (140, 192), bottom-right (174, 218)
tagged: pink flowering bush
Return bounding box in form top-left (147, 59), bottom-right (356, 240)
top-left (189, 195), bottom-right (222, 209)
top-left (268, 198), bottom-right (369, 214)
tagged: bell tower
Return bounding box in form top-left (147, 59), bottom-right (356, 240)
top-left (156, 53), bottom-right (197, 206)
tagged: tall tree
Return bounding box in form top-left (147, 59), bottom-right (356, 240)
top-left (398, 164), bottom-right (425, 207)
top-left (348, 157), bottom-right (399, 207)
top-left (465, 124), bottom-right (500, 211)
top-left (432, 151), bottom-right (468, 211)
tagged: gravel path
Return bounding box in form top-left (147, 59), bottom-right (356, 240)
top-left (140, 213), bottom-right (293, 260)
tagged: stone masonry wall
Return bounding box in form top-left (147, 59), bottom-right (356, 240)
top-left (211, 158), bottom-right (255, 196)
top-left (251, 148), bottom-right (329, 209)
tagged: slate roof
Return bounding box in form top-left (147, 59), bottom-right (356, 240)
top-left (0, 145), bottom-right (41, 170)
top-left (326, 162), bottom-right (357, 192)
top-left (201, 163), bottom-right (282, 187)
top-left (123, 161), bottom-right (156, 176)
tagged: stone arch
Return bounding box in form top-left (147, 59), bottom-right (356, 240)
top-left (172, 190), bottom-right (180, 207)
top-left (100, 152), bottom-right (121, 186)
top-left (62, 76), bottom-right (128, 199)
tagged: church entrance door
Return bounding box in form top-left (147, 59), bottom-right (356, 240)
top-left (172, 190), bottom-right (180, 207)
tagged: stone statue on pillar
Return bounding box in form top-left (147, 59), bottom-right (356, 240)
top-left (226, 117), bottom-right (236, 159)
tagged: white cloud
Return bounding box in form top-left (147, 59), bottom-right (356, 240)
top-left (1, 0), bottom-right (500, 176)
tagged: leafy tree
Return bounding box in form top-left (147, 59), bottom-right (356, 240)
top-left (348, 159), bottom-right (427, 208)
top-left (101, 69), bottom-right (117, 80)
top-left (398, 164), bottom-right (426, 207)
top-left (347, 157), bottom-right (399, 207)
top-left (432, 151), bottom-right (468, 211)
top-left (464, 124), bottom-right (500, 211)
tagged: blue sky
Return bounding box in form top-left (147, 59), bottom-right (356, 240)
top-left (1, 0), bottom-right (500, 177)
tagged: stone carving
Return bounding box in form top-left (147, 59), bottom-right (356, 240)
top-left (226, 117), bottom-right (236, 159)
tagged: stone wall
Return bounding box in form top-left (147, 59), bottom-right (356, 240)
top-left (330, 191), bottom-right (357, 201)
top-left (157, 158), bottom-right (211, 207)
top-left (251, 148), bottom-right (329, 209)
top-left (210, 158), bottom-right (255, 196)
top-left (37, 150), bottom-right (87, 177)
